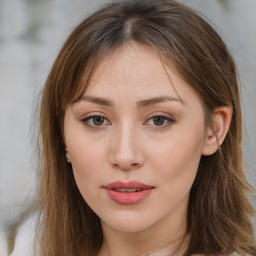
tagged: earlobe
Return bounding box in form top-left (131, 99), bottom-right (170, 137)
top-left (201, 106), bottom-right (233, 156)
top-left (66, 148), bottom-right (71, 163)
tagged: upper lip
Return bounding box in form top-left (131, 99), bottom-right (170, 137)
top-left (104, 181), bottom-right (154, 190)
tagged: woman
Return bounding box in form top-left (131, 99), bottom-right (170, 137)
top-left (35, 0), bottom-right (255, 255)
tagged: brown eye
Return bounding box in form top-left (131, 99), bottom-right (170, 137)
top-left (82, 115), bottom-right (110, 128)
top-left (93, 116), bottom-right (105, 126)
top-left (153, 116), bottom-right (165, 126)
top-left (146, 115), bottom-right (174, 127)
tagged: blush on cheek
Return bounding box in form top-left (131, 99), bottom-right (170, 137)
top-left (152, 135), bottom-right (202, 184)
top-left (71, 141), bottom-right (106, 180)
top-left (71, 141), bottom-right (102, 165)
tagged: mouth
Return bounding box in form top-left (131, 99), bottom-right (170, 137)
top-left (104, 181), bottom-right (154, 205)
top-left (113, 188), bottom-right (143, 193)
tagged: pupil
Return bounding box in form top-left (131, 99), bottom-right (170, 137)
top-left (93, 116), bottom-right (104, 125)
top-left (153, 117), bottom-right (164, 126)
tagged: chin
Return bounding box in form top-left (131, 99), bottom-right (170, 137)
top-left (101, 211), bottom-right (156, 233)
top-left (107, 222), bottom-right (151, 233)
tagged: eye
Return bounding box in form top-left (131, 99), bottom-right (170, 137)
top-left (81, 115), bottom-right (110, 128)
top-left (146, 115), bottom-right (175, 127)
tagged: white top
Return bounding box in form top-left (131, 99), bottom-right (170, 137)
top-left (10, 214), bottom-right (245, 256)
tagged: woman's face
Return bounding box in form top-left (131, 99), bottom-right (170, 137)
top-left (64, 43), bottom-right (208, 235)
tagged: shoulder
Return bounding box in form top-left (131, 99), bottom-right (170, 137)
top-left (10, 212), bottom-right (40, 256)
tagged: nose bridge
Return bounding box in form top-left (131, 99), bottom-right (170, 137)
top-left (110, 121), bottom-right (143, 170)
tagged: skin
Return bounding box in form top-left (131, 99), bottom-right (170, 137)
top-left (64, 42), bottom-right (232, 256)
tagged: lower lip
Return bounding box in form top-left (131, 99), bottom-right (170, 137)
top-left (105, 189), bottom-right (153, 205)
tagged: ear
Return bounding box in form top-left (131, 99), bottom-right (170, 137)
top-left (201, 106), bottom-right (233, 156)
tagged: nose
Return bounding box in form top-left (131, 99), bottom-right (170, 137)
top-left (109, 123), bottom-right (145, 171)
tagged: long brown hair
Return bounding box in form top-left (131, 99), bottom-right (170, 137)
top-left (37, 0), bottom-right (255, 255)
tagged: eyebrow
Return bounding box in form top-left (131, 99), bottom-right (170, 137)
top-left (80, 95), bottom-right (184, 107)
top-left (80, 95), bottom-right (113, 106)
top-left (137, 96), bottom-right (184, 108)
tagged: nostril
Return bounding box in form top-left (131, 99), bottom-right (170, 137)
top-left (112, 162), bottom-right (141, 171)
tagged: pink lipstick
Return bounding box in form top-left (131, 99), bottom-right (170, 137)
top-left (104, 181), bottom-right (154, 205)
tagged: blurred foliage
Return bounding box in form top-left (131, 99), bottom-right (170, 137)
top-left (216, 0), bottom-right (229, 10)
top-left (26, 0), bottom-right (47, 2)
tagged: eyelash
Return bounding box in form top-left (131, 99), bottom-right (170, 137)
top-left (81, 114), bottom-right (111, 128)
top-left (81, 114), bottom-right (175, 128)
top-left (145, 114), bottom-right (175, 127)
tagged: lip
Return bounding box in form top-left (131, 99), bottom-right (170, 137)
top-left (104, 181), bottom-right (154, 205)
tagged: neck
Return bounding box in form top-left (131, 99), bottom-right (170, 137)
top-left (98, 210), bottom-right (188, 256)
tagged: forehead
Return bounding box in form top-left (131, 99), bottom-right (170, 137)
top-left (83, 42), bottom-right (199, 104)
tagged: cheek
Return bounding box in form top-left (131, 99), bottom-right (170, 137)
top-left (66, 134), bottom-right (108, 201)
top-left (72, 143), bottom-right (103, 170)
top-left (149, 127), bottom-right (204, 192)
top-left (70, 139), bottom-right (107, 184)
top-left (70, 144), bottom-right (104, 208)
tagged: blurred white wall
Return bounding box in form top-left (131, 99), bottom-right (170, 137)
top-left (0, 0), bottom-right (109, 254)
top-left (181, 0), bottom-right (256, 189)
top-left (0, 0), bottom-right (255, 255)
top-left (181, 0), bottom-right (256, 226)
